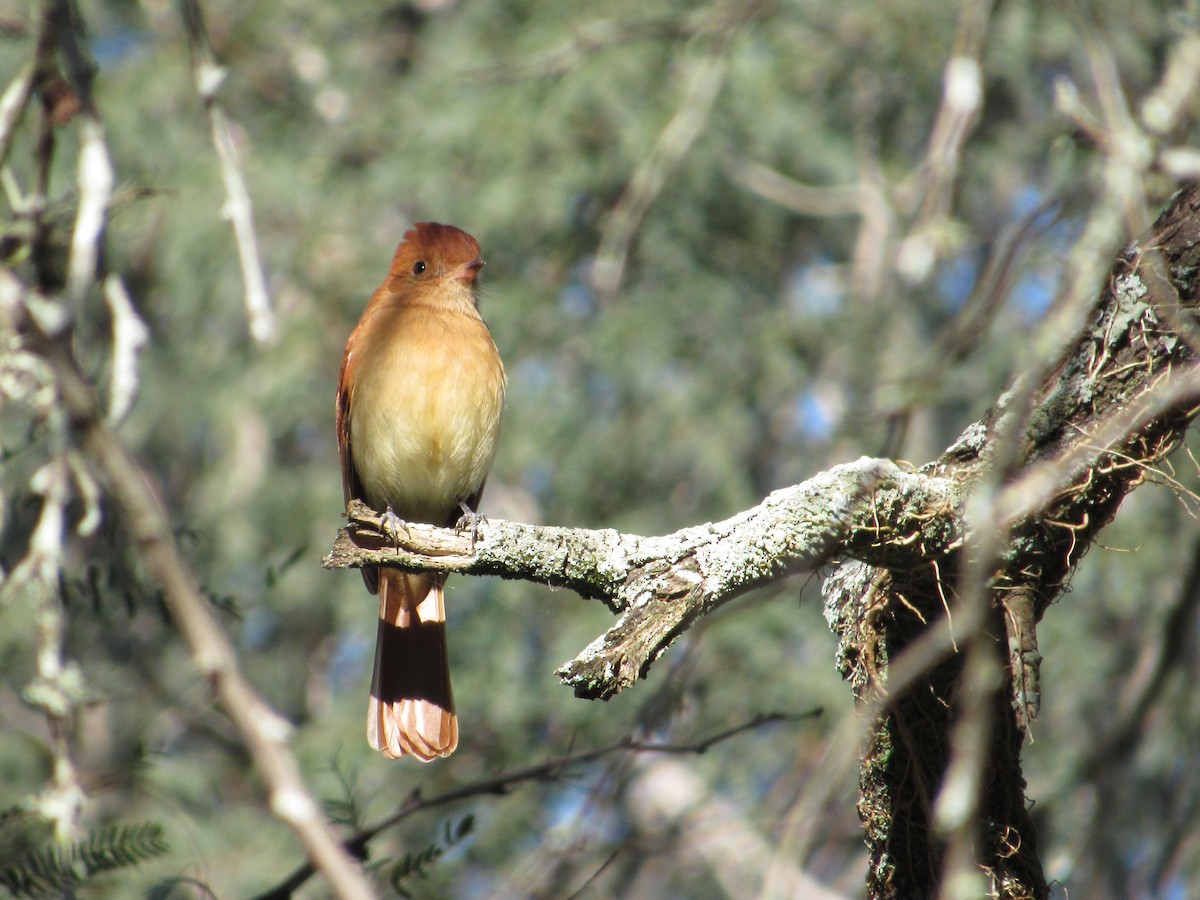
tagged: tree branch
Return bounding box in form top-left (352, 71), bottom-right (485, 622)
top-left (326, 457), bottom-right (961, 699)
top-left (253, 709), bottom-right (819, 900)
top-left (179, 0), bottom-right (276, 344)
top-left (1, 275), bottom-right (373, 899)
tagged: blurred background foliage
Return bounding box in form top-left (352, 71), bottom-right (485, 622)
top-left (1, 0), bottom-right (1198, 896)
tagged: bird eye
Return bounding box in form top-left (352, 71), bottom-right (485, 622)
top-left (412, 260), bottom-right (427, 275)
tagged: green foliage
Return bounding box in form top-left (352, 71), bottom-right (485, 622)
top-left (0, 821), bottom-right (168, 898)
top-left (322, 751), bottom-right (366, 830)
top-left (387, 815), bottom-right (475, 898)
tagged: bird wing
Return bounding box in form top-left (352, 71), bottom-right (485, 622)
top-left (336, 341), bottom-right (379, 593)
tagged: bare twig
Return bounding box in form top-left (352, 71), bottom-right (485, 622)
top-left (2, 453), bottom-right (87, 843)
top-left (179, 0), bottom-right (277, 344)
top-left (1141, 32), bottom-right (1200, 136)
top-left (1082, 530), bottom-right (1200, 777)
top-left (731, 163), bottom-right (862, 217)
top-left (997, 362), bottom-right (1200, 527)
top-left (467, 1), bottom-right (766, 82)
top-left (732, 150), bottom-right (896, 304)
top-left (3, 272), bottom-right (371, 899)
top-left (895, 0), bottom-right (992, 284)
top-left (22, 0), bottom-right (113, 316)
top-left (0, 61), bottom-right (34, 170)
top-left (103, 273), bottom-right (149, 424)
top-left (65, 113), bottom-right (112, 310)
top-left (629, 755), bottom-right (847, 900)
top-left (26, 0), bottom-right (61, 302)
top-left (254, 710), bottom-right (818, 900)
top-left (591, 45), bottom-right (729, 301)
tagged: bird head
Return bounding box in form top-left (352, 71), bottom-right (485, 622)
top-left (387, 222), bottom-right (485, 295)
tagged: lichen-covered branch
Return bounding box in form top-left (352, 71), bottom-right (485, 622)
top-left (326, 458), bottom-right (963, 699)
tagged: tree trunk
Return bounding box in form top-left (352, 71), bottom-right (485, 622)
top-left (824, 183), bottom-right (1200, 898)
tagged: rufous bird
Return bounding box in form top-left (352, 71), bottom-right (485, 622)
top-left (336, 222), bottom-right (505, 760)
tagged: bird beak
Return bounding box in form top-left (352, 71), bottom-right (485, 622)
top-left (455, 258), bottom-right (485, 283)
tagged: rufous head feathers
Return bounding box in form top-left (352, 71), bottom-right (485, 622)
top-left (388, 222), bottom-right (484, 287)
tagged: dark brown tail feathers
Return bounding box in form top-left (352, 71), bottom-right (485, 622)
top-left (367, 569), bottom-right (458, 761)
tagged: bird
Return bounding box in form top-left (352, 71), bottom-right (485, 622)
top-left (336, 222), bottom-right (505, 760)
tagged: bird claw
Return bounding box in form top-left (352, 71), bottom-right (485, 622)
top-left (381, 504), bottom-right (406, 549)
top-left (455, 501), bottom-right (485, 552)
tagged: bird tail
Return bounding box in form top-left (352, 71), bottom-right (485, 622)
top-left (368, 569), bottom-right (458, 760)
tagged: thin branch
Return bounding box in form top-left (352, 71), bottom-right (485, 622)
top-left (563, 848), bottom-right (621, 900)
top-left (2, 272), bottom-right (372, 899)
top-left (254, 709), bottom-right (819, 900)
top-left (730, 163), bottom-right (863, 217)
top-left (730, 153), bottom-right (895, 305)
top-left (179, 0), bottom-right (277, 344)
top-left (895, 0), bottom-right (992, 284)
top-left (0, 352), bottom-right (98, 847)
top-left (0, 61), bottom-right (34, 171)
top-left (27, 0), bottom-right (61, 302)
top-left (1141, 32), bottom-right (1200, 135)
top-left (65, 113), bottom-right (112, 311)
top-left (3, 454), bottom-right (87, 843)
top-left (997, 353), bottom-right (1200, 528)
top-left (42, 0), bottom-right (111, 315)
top-left (1081, 529), bottom-right (1200, 778)
top-left (883, 193), bottom-right (1065, 456)
top-left (103, 273), bottom-right (149, 425)
top-left (628, 755), bottom-right (848, 900)
top-left (466, 1), bottom-right (767, 82)
top-left (591, 44), bottom-right (729, 301)
top-left (929, 195), bottom-right (1065, 366)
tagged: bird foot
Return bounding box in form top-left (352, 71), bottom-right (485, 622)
top-left (455, 502), bottom-right (486, 551)
top-left (380, 504), bottom-right (407, 549)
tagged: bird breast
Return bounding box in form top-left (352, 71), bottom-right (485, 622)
top-left (349, 305), bottom-right (505, 524)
